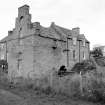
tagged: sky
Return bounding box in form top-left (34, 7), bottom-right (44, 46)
top-left (0, 0), bottom-right (105, 49)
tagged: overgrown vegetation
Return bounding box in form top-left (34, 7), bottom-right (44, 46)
top-left (95, 57), bottom-right (105, 67)
top-left (80, 72), bottom-right (105, 103)
top-left (90, 47), bottom-right (105, 67)
top-left (1, 55), bottom-right (105, 104)
top-left (1, 68), bottom-right (105, 104)
top-left (91, 48), bottom-right (103, 58)
top-left (71, 60), bottom-right (96, 74)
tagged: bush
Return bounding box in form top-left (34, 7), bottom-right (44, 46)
top-left (70, 79), bottom-right (81, 97)
top-left (41, 86), bottom-right (54, 95)
top-left (79, 72), bottom-right (105, 103)
top-left (71, 60), bottom-right (96, 74)
top-left (91, 48), bottom-right (103, 58)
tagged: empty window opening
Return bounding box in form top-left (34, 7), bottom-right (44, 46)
top-left (52, 39), bottom-right (57, 50)
top-left (17, 58), bottom-right (22, 70)
top-left (19, 16), bottom-right (24, 21)
top-left (58, 65), bottom-right (67, 76)
top-left (20, 27), bottom-right (22, 31)
top-left (73, 50), bottom-right (76, 59)
top-left (0, 44), bottom-right (4, 49)
top-left (83, 52), bottom-right (85, 60)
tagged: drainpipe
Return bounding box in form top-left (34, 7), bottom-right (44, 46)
top-left (5, 41), bottom-right (7, 61)
top-left (88, 42), bottom-right (90, 59)
top-left (66, 37), bottom-right (69, 68)
top-left (79, 40), bottom-right (80, 63)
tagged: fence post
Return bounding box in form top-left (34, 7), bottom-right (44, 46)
top-left (80, 71), bottom-right (83, 96)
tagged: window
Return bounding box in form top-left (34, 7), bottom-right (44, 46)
top-left (19, 28), bottom-right (23, 37)
top-left (17, 51), bottom-right (22, 71)
top-left (1, 54), bottom-right (5, 60)
top-left (19, 16), bottom-right (24, 22)
top-left (73, 50), bottom-right (76, 59)
top-left (0, 44), bottom-right (4, 49)
top-left (28, 23), bottom-right (33, 29)
top-left (52, 40), bottom-right (57, 50)
top-left (20, 33), bottom-right (23, 38)
top-left (17, 58), bottom-right (22, 72)
top-left (83, 40), bottom-right (85, 46)
top-left (73, 37), bottom-right (77, 45)
top-left (20, 27), bottom-right (22, 31)
top-left (19, 39), bottom-right (23, 45)
top-left (83, 52), bottom-right (85, 60)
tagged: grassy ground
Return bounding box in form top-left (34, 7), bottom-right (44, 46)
top-left (0, 76), bottom-right (102, 105)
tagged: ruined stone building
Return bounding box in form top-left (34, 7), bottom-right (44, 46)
top-left (0, 5), bottom-right (90, 79)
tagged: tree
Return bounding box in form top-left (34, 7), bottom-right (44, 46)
top-left (91, 48), bottom-right (103, 58)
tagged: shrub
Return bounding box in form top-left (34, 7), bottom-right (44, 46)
top-left (91, 48), bottom-right (103, 58)
top-left (79, 72), bottom-right (105, 103)
top-left (41, 86), bottom-right (53, 95)
top-left (71, 60), bottom-right (96, 74)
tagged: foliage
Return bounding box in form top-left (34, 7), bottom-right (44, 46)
top-left (91, 48), bottom-right (103, 58)
top-left (71, 60), bottom-right (96, 74)
top-left (82, 76), bottom-right (105, 103)
top-left (95, 57), bottom-right (105, 67)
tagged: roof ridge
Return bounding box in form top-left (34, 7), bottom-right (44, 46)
top-left (52, 23), bottom-right (72, 37)
top-left (50, 23), bottom-right (66, 40)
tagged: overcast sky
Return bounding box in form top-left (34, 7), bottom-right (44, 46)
top-left (0, 0), bottom-right (105, 49)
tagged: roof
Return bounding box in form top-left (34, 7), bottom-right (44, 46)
top-left (19, 4), bottom-right (29, 9)
top-left (77, 34), bottom-right (89, 43)
top-left (0, 22), bottom-right (89, 43)
top-left (0, 36), bottom-right (9, 43)
top-left (53, 24), bottom-right (72, 36)
top-left (0, 33), bottom-right (14, 43)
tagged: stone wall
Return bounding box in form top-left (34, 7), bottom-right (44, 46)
top-left (0, 5), bottom-right (90, 81)
top-left (32, 35), bottom-right (67, 78)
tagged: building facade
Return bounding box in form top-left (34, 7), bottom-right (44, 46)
top-left (0, 5), bottom-right (90, 79)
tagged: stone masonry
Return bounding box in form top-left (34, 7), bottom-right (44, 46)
top-left (0, 5), bottom-right (90, 79)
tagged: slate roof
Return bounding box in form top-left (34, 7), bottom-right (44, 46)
top-left (0, 22), bottom-right (89, 43)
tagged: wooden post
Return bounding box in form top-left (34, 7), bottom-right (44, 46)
top-left (5, 41), bottom-right (7, 61)
top-left (80, 71), bottom-right (83, 95)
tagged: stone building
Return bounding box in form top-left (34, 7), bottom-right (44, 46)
top-left (0, 5), bottom-right (90, 79)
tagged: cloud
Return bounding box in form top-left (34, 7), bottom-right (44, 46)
top-left (0, 0), bottom-right (105, 49)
